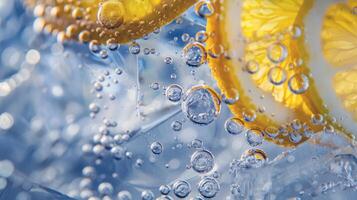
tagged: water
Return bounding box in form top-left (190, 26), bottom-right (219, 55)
top-left (0, 0), bottom-right (356, 199)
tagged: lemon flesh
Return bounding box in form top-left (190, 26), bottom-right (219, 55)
top-left (305, 0), bottom-right (357, 137)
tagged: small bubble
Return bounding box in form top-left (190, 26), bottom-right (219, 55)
top-left (129, 42), bottom-right (141, 55)
top-left (264, 126), bottom-right (279, 139)
top-left (195, 0), bottom-right (215, 17)
top-left (245, 60), bottom-right (259, 74)
top-left (150, 82), bottom-right (160, 90)
top-left (159, 185), bottom-right (171, 195)
top-left (173, 180), bottom-right (191, 198)
top-left (242, 109), bottom-right (256, 122)
top-left (111, 145), bottom-right (126, 160)
top-left (191, 139), bottom-right (203, 149)
top-left (89, 40), bottom-right (101, 53)
top-left (240, 148), bottom-right (267, 168)
top-left (195, 30), bottom-right (209, 43)
top-left (135, 158), bottom-right (144, 167)
top-left (89, 103), bottom-right (100, 113)
top-left (82, 166), bottom-right (96, 178)
top-left (182, 85), bottom-right (221, 125)
top-left (150, 141), bottom-right (163, 155)
top-left (198, 177), bottom-right (220, 198)
top-left (323, 124), bottom-right (335, 134)
top-left (99, 50), bottom-right (108, 59)
top-left (115, 68), bottom-right (123, 75)
top-left (289, 132), bottom-right (302, 143)
top-left (164, 57), bottom-right (173, 64)
top-left (288, 73), bottom-right (309, 94)
top-left (0, 160), bottom-right (14, 178)
top-left (267, 43), bottom-right (288, 64)
top-left (94, 82), bottom-right (103, 91)
top-left (183, 42), bottom-right (207, 67)
top-left (26, 49), bottom-right (41, 65)
top-left (0, 112), bottom-right (14, 131)
top-left (311, 114), bottom-right (324, 125)
top-left (288, 25), bottom-right (302, 39)
top-left (156, 196), bottom-right (174, 200)
top-left (106, 38), bottom-right (119, 51)
top-left (224, 118), bottom-right (244, 135)
top-left (245, 129), bottom-right (264, 147)
top-left (222, 90), bottom-right (239, 105)
top-left (98, 182), bottom-right (113, 195)
top-left (171, 121), bottom-right (183, 131)
top-left (191, 149), bottom-right (214, 173)
top-left (141, 190), bottom-right (154, 200)
top-left (165, 84), bottom-right (183, 102)
top-left (181, 33), bottom-right (190, 43)
top-left (97, 1), bottom-right (124, 29)
top-left (268, 66), bottom-right (287, 85)
top-left (117, 191), bottom-right (132, 200)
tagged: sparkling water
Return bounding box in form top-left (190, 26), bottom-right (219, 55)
top-left (0, 0), bottom-right (356, 200)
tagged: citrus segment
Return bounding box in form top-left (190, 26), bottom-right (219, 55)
top-left (322, 3), bottom-right (357, 68)
top-left (333, 70), bottom-right (357, 121)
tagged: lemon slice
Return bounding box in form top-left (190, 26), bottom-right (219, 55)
top-left (206, 0), bottom-right (355, 147)
top-left (304, 0), bottom-right (357, 139)
top-left (25, 0), bottom-right (197, 44)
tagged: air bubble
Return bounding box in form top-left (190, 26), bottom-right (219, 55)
top-left (182, 85), bottom-right (221, 125)
top-left (288, 25), bottom-right (302, 39)
top-left (311, 114), bottom-right (324, 125)
top-left (150, 142), bottom-right (163, 155)
top-left (98, 182), bottom-right (113, 196)
top-left (224, 118), bottom-right (244, 135)
top-left (181, 33), bottom-right (190, 43)
top-left (268, 66), bottom-right (287, 85)
top-left (288, 73), bottom-right (310, 94)
top-left (150, 82), bottom-right (160, 90)
top-left (165, 84), bottom-right (183, 103)
top-left (183, 42), bottom-right (207, 67)
top-left (141, 190), bottom-right (154, 200)
top-left (267, 43), bottom-right (288, 64)
top-left (289, 132), bottom-right (302, 143)
top-left (97, 1), bottom-right (125, 29)
top-left (195, 30), bottom-right (209, 43)
top-left (129, 42), bottom-right (141, 55)
top-left (171, 121), bottom-right (183, 131)
top-left (245, 60), bottom-right (259, 74)
top-left (240, 148), bottom-right (267, 168)
top-left (222, 90), bottom-right (239, 105)
top-left (0, 112), bottom-right (14, 130)
top-left (242, 109), bottom-right (256, 122)
top-left (197, 177), bottom-right (220, 198)
top-left (164, 57), bottom-right (173, 64)
top-left (195, 0), bottom-right (215, 17)
top-left (173, 180), bottom-right (191, 198)
top-left (245, 129), bottom-right (264, 147)
top-left (190, 149), bottom-right (214, 173)
top-left (159, 185), bottom-right (171, 195)
top-left (264, 126), bottom-right (279, 138)
top-left (117, 191), bottom-right (132, 200)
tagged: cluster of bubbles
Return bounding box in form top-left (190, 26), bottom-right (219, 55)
top-left (229, 148), bottom-right (268, 181)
